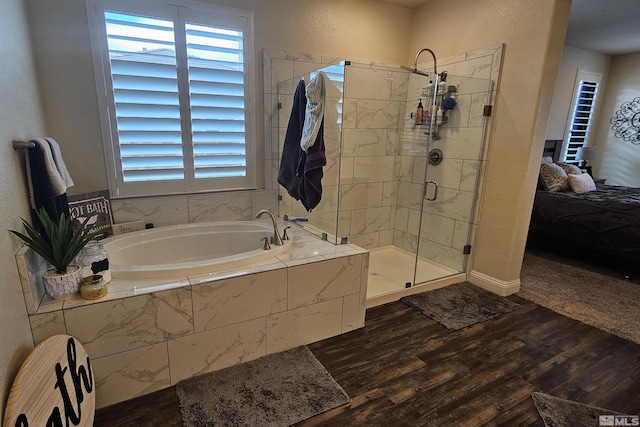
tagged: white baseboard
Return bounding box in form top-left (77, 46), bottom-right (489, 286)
top-left (468, 270), bottom-right (520, 296)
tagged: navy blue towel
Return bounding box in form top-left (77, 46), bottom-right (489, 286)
top-left (28, 142), bottom-right (69, 225)
top-left (298, 120), bottom-right (326, 212)
top-left (278, 80), bottom-right (306, 200)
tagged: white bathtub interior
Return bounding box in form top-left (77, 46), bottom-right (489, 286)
top-left (103, 221), bottom-right (293, 279)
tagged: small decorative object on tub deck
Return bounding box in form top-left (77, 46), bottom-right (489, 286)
top-left (80, 240), bottom-right (111, 283)
top-left (42, 265), bottom-right (82, 299)
top-left (80, 274), bottom-right (108, 300)
top-left (10, 207), bottom-right (102, 300)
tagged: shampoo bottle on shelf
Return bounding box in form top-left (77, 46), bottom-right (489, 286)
top-left (425, 81), bottom-right (435, 98)
top-left (435, 107), bottom-right (443, 125)
top-left (416, 99), bottom-right (424, 125)
top-left (437, 81), bottom-right (448, 95)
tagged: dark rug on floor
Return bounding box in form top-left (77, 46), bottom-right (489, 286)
top-left (531, 392), bottom-right (620, 427)
top-left (174, 346), bottom-right (349, 427)
top-left (400, 282), bottom-right (522, 330)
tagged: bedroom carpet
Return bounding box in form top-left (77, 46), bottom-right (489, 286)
top-left (400, 281), bottom-right (522, 330)
top-left (531, 392), bottom-right (620, 427)
top-left (519, 253), bottom-right (640, 345)
top-left (174, 346), bottom-right (349, 427)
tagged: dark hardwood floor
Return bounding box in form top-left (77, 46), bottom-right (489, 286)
top-left (95, 295), bottom-right (640, 426)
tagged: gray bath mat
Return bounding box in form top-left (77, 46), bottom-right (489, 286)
top-left (531, 392), bottom-right (620, 427)
top-left (174, 346), bottom-right (349, 427)
top-left (400, 282), bottom-right (522, 330)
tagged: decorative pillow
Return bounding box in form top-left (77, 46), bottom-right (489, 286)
top-left (568, 173), bottom-right (596, 194)
top-left (555, 162), bottom-right (583, 176)
top-left (539, 163), bottom-right (569, 192)
top-left (541, 156), bottom-right (553, 164)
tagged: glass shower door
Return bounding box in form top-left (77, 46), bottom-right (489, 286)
top-left (413, 73), bottom-right (492, 285)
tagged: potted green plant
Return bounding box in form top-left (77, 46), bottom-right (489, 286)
top-left (11, 208), bottom-right (102, 300)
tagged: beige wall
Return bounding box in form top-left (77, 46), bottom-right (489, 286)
top-left (410, 0), bottom-right (572, 284)
top-left (591, 52), bottom-right (640, 186)
top-left (546, 45), bottom-right (611, 141)
top-left (0, 0), bottom-right (44, 418)
top-left (26, 0), bottom-right (414, 195)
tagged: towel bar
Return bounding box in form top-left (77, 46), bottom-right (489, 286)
top-left (12, 140), bottom-right (35, 150)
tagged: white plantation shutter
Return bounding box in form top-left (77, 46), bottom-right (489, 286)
top-left (563, 71), bottom-right (602, 162)
top-left (186, 23), bottom-right (247, 180)
top-left (106, 12), bottom-right (184, 182)
top-left (88, 0), bottom-right (254, 197)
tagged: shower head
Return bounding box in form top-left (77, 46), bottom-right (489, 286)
top-left (400, 65), bottom-right (432, 77)
top-left (405, 48), bottom-right (449, 81)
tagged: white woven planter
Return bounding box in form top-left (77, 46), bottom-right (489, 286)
top-left (42, 265), bottom-right (81, 300)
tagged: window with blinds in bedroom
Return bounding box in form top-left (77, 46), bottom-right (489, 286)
top-left (563, 70), bottom-right (602, 162)
top-left (87, 0), bottom-right (255, 197)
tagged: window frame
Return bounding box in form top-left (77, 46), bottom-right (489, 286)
top-left (562, 69), bottom-right (602, 162)
top-left (86, 0), bottom-right (257, 198)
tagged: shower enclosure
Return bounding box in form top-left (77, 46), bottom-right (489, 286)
top-left (277, 60), bottom-right (492, 305)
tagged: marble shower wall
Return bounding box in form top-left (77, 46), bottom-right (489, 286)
top-left (339, 63), bottom-right (409, 248)
top-left (394, 45), bottom-right (503, 271)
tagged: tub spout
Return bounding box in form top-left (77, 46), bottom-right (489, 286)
top-left (255, 209), bottom-right (284, 246)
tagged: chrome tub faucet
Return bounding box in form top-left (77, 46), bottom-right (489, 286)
top-left (255, 209), bottom-right (284, 246)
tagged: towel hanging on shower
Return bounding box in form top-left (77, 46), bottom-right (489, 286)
top-left (297, 118), bottom-right (326, 212)
top-left (278, 79), bottom-right (306, 200)
top-left (300, 72), bottom-right (326, 152)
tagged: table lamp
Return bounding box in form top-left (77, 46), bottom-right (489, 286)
top-left (575, 146), bottom-right (597, 168)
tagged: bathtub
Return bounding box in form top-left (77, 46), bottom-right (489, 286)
top-left (102, 221), bottom-right (293, 279)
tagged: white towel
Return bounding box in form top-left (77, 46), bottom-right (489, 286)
top-left (26, 138), bottom-right (73, 208)
top-left (45, 137), bottom-right (74, 188)
top-left (300, 72), bottom-right (326, 152)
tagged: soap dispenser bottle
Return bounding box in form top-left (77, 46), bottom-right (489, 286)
top-left (425, 81), bottom-right (435, 98)
top-left (416, 99), bottom-right (424, 125)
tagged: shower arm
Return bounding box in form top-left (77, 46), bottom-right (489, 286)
top-left (403, 48), bottom-right (447, 82)
top-left (413, 48), bottom-right (438, 76)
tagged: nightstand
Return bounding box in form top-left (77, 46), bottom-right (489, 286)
top-left (593, 178), bottom-right (606, 185)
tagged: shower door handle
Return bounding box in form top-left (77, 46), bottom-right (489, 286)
top-left (424, 180), bottom-right (439, 201)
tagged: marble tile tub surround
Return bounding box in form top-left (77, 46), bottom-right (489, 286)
top-left (20, 224), bottom-right (368, 408)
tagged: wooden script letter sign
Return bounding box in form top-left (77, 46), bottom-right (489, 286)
top-left (3, 335), bottom-right (95, 427)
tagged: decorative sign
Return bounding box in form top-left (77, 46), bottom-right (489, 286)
top-left (3, 335), bottom-right (95, 427)
top-left (610, 96), bottom-right (640, 144)
top-left (68, 190), bottom-right (113, 238)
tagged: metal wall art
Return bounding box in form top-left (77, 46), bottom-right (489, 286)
top-left (610, 97), bottom-right (640, 144)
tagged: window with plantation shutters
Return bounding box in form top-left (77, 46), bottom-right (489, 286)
top-left (87, 0), bottom-right (255, 197)
top-left (563, 70), bottom-right (602, 162)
